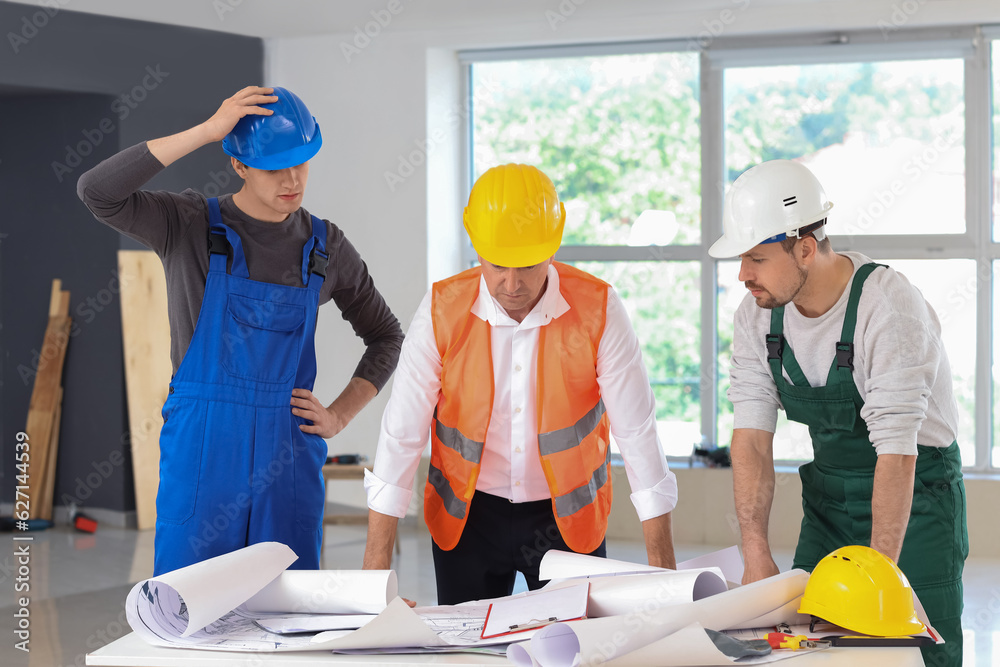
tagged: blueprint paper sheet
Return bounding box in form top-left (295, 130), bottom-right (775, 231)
top-left (507, 569), bottom-right (812, 667)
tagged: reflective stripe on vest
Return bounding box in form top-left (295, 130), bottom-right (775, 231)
top-left (539, 398), bottom-right (607, 456)
top-left (428, 462), bottom-right (467, 520)
top-left (434, 410), bottom-right (485, 464)
top-left (554, 447), bottom-right (611, 517)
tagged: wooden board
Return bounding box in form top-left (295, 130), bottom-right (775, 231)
top-left (118, 251), bottom-right (172, 531)
top-left (25, 280), bottom-right (70, 520)
top-left (38, 387), bottom-right (63, 520)
top-left (39, 293), bottom-right (72, 519)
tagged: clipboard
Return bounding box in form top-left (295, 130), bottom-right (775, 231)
top-left (480, 581), bottom-right (590, 639)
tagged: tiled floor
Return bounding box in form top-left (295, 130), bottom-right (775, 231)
top-left (1, 522), bottom-right (997, 666)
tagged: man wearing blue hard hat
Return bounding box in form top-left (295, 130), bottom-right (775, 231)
top-left (78, 86), bottom-right (403, 574)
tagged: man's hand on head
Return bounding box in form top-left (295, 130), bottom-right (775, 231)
top-left (202, 86), bottom-right (278, 143)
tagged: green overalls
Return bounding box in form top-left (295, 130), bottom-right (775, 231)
top-left (767, 263), bottom-right (968, 667)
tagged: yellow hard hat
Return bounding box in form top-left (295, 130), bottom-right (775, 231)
top-left (463, 164), bottom-right (566, 268)
top-left (798, 545), bottom-right (926, 637)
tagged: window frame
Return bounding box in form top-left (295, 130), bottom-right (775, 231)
top-left (460, 24), bottom-right (1000, 471)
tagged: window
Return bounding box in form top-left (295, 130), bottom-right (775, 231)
top-left (994, 261), bottom-right (1000, 467)
top-left (464, 27), bottom-right (999, 470)
top-left (472, 53), bottom-right (701, 246)
top-left (993, 40), bottom-right (1000, 242)
top-left (993, 38), bottom-right (1000, 468)
top-left (725, 60), bottom-right (965, 236)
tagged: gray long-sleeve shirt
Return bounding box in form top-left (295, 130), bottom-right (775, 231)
top-left (728, 251), bottom-right (959, 456)
top-left (77, 142), bottom-right (402, 390)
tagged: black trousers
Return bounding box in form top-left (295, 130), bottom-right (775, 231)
top-left (431, 490), bottom-right (606, 605)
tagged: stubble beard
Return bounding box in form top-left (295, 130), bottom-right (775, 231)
top-left (750, 266), bottom-right (808, 310)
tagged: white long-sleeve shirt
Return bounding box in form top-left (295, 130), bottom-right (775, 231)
top-left (728, 252), bottom-right (959, 455)
top-left (365, 264), bottom-right (678, 520)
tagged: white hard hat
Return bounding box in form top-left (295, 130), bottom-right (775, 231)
top-left (709, 159), bottom-right (834, 258)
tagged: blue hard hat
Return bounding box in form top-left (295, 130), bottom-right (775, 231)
top-left (222, 87), bottom-right (322, 170)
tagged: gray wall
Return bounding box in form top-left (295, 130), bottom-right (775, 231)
top-left (0, 4), bottom-right (263, 515)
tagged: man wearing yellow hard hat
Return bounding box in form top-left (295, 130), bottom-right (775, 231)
top-left (711, 159), bottom-right (967, 666)
top-left (363, 164), bottom-right (677, 604)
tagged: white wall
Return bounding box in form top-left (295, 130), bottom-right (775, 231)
top-left (267, 0), bottom-right (1000, 509)
top-left (268, 32), bottom-right (434, 491)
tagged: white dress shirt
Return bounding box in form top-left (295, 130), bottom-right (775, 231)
top-left (365, 264), bottom-right (678, 521)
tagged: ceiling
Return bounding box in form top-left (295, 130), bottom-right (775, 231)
top-left (0, 0), bottom-right (875, 39)
top-left (3, 0), bottom-right (987, 44)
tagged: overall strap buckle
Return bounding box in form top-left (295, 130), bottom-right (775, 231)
top-left (835, 341), bottom-right (854, 370)
top-left (208, 232), bottom-right (229, 256)
top-left (308, 248), bottom-right (329, 279)
top-left (766, 333), bottom-right (785, 360)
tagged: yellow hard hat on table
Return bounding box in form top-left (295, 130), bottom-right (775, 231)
top-left (798, 545), bottom-right (927, 637)
top-left (463, 164), bottom-right (566, 268)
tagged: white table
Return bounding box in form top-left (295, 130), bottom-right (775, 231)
top-left (87, 633), bottom-right (509, 666)
top-left (86, 632), bottom-right (926, 666)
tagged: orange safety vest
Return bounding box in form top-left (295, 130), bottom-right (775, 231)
top-left (425, 262), bottom-right (613, 553)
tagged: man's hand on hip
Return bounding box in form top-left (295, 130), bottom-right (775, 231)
top-left (291, 388), bottom-right (346, 438)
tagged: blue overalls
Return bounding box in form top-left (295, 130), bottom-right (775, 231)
top-left (153, 198), bottom-right (329, 575)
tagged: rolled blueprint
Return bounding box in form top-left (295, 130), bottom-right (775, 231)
top-left (539, 550), bottom-right (663, 580)
top-left (126, 541), bottom-right (297, 639)
top-left (585, 569), bottom-right (728, 617)
top-left (245, 570), bottom-right (397, 615)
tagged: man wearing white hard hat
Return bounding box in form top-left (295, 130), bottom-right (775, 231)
top-left (711, 160), bottom-right (967, 667)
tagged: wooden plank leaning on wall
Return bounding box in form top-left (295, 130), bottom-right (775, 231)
top-left (118, 251), bottom-right (172, 531)
top-left (25, 280), bottom-right (71, 520)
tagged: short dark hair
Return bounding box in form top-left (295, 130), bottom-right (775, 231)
top-left (779, 220), bottom-right (831, 254)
